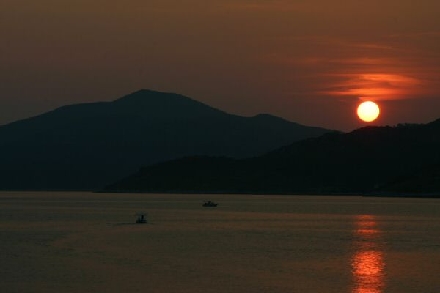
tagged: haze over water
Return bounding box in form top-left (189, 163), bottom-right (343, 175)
top-left (1, 192), bottom-right (439, 292)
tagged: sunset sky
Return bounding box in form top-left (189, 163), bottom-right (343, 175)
top-left (2, 0), bottom-right (440, 131)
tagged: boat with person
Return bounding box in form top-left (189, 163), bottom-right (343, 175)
top-left (136, 213), bottom-right (147, 223)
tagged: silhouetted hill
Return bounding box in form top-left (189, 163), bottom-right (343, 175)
top-left (0, 89), bottom-right (332, 190)
top-left (104, 119), bottom-right (440, 195)
top-left (378, 163), bottom-right (440, 194)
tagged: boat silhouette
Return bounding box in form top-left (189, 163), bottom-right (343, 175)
top-left (202, 201), bottom-right (218, 207)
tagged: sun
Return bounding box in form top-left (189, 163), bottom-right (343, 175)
top-left (357, 101), bottom-right (380, 122)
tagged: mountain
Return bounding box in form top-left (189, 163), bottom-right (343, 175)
top-left (0, 89), bottom-right (332, 190)
top-left (103, 119), bottom-right (440, 195)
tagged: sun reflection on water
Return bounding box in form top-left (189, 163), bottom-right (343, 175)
top-left (352, 215), bottom-right (385, 293)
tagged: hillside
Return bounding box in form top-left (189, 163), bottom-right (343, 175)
top-left (104, 119), bottom-right (440, 195)
top-left (378, 163), bottom-right (440, 194)
top-left (0, 89), bottom-right (332, 190)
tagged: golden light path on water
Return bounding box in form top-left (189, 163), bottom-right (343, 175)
top-left (352, 215), bottom-right (386, 293)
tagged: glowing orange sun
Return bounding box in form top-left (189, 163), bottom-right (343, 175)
top-left (357, 101), bottom-right (380, 122)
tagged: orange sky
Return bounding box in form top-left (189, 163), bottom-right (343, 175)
top-left (2, 0), bottom-right (440, 130)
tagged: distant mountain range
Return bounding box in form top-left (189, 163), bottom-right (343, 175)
top-left (0, 89), bottom-right (332, 190)
top-left (103, 119), bottom-right (440, 195)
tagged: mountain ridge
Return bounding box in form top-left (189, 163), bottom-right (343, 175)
top-left (0, 89), bottom-right (333, 190)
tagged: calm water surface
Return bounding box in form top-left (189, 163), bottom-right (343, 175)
top-left (0, 192), bottom-right (439, 293)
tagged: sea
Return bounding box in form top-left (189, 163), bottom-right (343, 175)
top-left (0, 192), bottom-right (439, 293)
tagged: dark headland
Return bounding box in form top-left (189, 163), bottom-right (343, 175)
top-left (103, 118), bottom-right (440, 197)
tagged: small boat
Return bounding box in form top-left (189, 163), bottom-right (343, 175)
top-left (202, 201), bottom-right (218, 207)
top-left (136, 213), bottom-right (147, 223)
